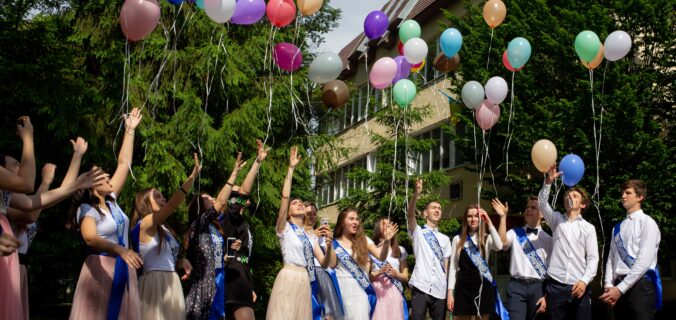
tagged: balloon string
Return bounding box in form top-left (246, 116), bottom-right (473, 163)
top-left (388, 102), bottom-right (402, 219)
top-left (363, 51), bottom-right (370, 135)
top-left (503, 71), bottom-right (516, 180)
top-left (486, 28), bottom-right (494, 73)
top-left (403, 107), bottom-right (410, 222)
top-left (589, 66), bottom-right (606, 287)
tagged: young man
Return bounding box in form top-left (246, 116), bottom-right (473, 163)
top-left (494, 196), bottom-right (553, 320)
top-left (539, 165), bottom-right (598, 320)
top-left (407, 179), bottom-right (451, 320)
top-left (599, 179), bottom-right (661, 320)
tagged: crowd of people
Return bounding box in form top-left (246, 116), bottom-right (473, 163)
top-left (0, 110), bottom-right (662, 320)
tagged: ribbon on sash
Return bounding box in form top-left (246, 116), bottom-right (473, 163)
top-left (326, 268), bottom-right (345, 314)
top-left (421, 226), bottom-right (446, 271)
top-left (102, 201), bottom-right (130, 320)
top-left (290, 223), bottom-right (322, 320)
top-left (208, 224), bottom-right (226, 320)
top-left (512, 227), bottom-right (547, 279)
top-left (370, 254), bottom-right (409, 320)
top-left (465, 236), bottom-right (510, 320)
top-left (333, 239), bottom-right (377, 319)
top-left (613, 222), bottom-right (663, 310)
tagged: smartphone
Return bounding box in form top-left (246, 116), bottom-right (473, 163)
top-left (320, 217), bottom-right (329, 227)
top-left (226, 237), bottom-right (236, 258)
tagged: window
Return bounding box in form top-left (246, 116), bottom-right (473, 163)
top-left (415, 124), bottom-right (466, 174)
top-left (318, 155), bottom-right (376, 206)
top-left (319, 85), bottom-right (374, 134)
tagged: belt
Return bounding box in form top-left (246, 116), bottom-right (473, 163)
top-left (511, 277), bottom-right (544, 283)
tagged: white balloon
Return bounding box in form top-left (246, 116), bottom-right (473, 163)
top-left (308, 52), bottom-right (343, 84)
top-left (461, 80), bottom-right (484, 110)
top-left (484, 76), bottom-right (508, 105)
top-left (604, 30), bottom-right (632, 62)
top-left (403, 37), bottom-right (428, 64)
top-left (205, 0), bottom-right (236, 23)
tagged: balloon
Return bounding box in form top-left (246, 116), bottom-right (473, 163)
top-left (297, 0), bottom-right (323, 16)
top-left (393, 79), bottom-right (417, 107)
top-left (120, 0), bottom-right (161, 42)
top-left (392, 55), bottom-right (411, 84)
top-left (403, 38), bottom-right (428, 64)
top-left (531, 139), bottom-right (557, 173)
top-left (461, 81), bottom-right (484, 110)
top-left (195, 0), bottom-right (205, 9)
top-left (502, 51), bottom-right (523, 72)
top-left (433, 53), bottom-right (460, 73)
top-left (484, 76), bottom-right (508, 105)
top-left (308, 52), bottom-right (343, 84)
top-left (369, 57), bottom-right (398, 89)
top-left (399, 20), bottom-right (421, 44)
top-left (410, 59), bottom-right (425, 73)
top-left (440, 28), bottom-right (462, 58)
top-left (483, 0), bottom-right (506, 29)
top-left (364, 10), bottom-right (388, 40)
top-left (581, 44), bottom-right (604, 69)
top-left (575, 30), bottom-right (601, 63)
top-left (231, 0), bottom-right (266, 25)
top-left (475, 100), bottom-right (500, 131)
top-left (322, 80), bottom-right (349, 108)
top-left (167, 0), bottom-right (182, 5)
top-left (397, 41), bottom-right (404, 55)
top-left (507, 37), bottom-right (531, 69)
top-left (604, 30), bottom-right (632, 61)
top-left (266, 0), bottom-right (296, 28)
top-left (559, 154), bottom-right (585, 187)
top-left (205, 0), bottom-right (236, 23)
top-left (273, 43), bottom-right (302, 72)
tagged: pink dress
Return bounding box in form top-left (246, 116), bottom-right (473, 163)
top-left (0, 191), bottom-right (23, 320)
top-left (371, 245), bottom-right (408, 320)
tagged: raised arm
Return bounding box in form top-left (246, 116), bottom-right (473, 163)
top-left (407, 178), bottom-right (422, 233)
top-left (539, 165), bottom-right (561, 227)
top-left (480, 209), bottom-right (503, 251)
top-left (277, 146), bottom-right (300, 234)
top-left (61, 137), bottom-right (88, 187)
top-left (214, 152), bottom-right (245, 212)
top-left (239, 139), bottom-right (269, 195)
top-left (0, 116), bottom-right (36, 193)
top-left (7, 164), bottom-right (55, 224)
top-left (314, 225), bottom-right (336, 268)
top-left (491, 198), bottom-right (510, 249)
top-left (368, 223), bottom-right (398, 261)
top-left (110, 107), bottom-right (142, 196)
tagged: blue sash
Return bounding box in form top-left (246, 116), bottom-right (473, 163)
top-left (370, 253), bottom-right (409, 320)
top-left (613, 222), bottom-right (662, 310)
top-left (208, 224), bottom-right (226, 320)
top-left (333, 239), bottom-right (377, 319)
top-left (290, 223), bottom-right (322, 320)
top-left (421, 226), bottom-right (446, 270)
top-left (465, 236), bottom-right (510, 320)
top-left (326, 268), bottom-right (345, 314)
top-left (99, 201), bottom-right (130, 320)
top-left (512, 227), bottom-right (547, 279)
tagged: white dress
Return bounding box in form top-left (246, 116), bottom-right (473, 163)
top-left (335, 242), bottom-right (371, 320)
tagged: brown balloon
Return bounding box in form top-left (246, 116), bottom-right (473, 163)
top-left (433, 53), bottom-right (460, 73)
top-left (322, 80), bottom-right (349, 109)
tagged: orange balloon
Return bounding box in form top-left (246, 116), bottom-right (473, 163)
top-left (483, 0), bottom-right (506, 29)
top-left (581, 44), bottom-right (604, 69)
top-left (297, 0), bottom-right (323, 16)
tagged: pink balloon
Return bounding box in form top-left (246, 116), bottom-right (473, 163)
top-left (369, 57), bottom-right (398, 89)
top-left (266, 0), bottom-right (296, 28)
top-left (119, 0), bottom-right (161, 42)
top-left (475, 99), bottom-right (500, 131)
top-left (273, 43), bottom-right (302, 72)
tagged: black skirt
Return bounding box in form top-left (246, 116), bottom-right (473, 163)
top-left (225, 258), bottom-right (255, 308)
top-left (453, 249), bottom-right (497, 317)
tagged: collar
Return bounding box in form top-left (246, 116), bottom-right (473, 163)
top-left (423, 224), bottom-right (439, 232)
top-left (627, 209), bottom-right (644, 220)
top-left (523, 225), bottom-right (541, 230)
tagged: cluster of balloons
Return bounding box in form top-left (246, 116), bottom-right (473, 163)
top-left (531, 139), bottom-right (585, 186)
top-left (575, 30), bottom-right (632, 69)
top-left (503, 37), bottom-right (531, 72)
top-left (460, 76), bottom-right (508, 131)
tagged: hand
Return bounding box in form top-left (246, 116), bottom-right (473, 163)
top-left (289, 146), bottom-right (301, 168)
top-left (479, 209), bottom-right (491, 225)
top-left (233, 152), bottom-right (246, 172)
top-left (491, 198), bottom-right (508, 217)
top-left (252, 291), bottom-right (257, 303)
top-left (178, 258), bottom-right (193, 280)
top-left (120, 248), bottom-right (143, 269)
top-left (124, 107), bottom-right (143, 131)
top-left (41, 163), bottom-right (56, 185)
top-left (70, 137), bottom-right (88, 156)
top-left (536, 296), bottom-right (547, 313)
top-left (0, 233), bottom-right (20, 256)
top-left (255, 139), bottom-right (270, 163)
top-left (545, 164), bottom-right (562, 185)
top-left (571, 281), bottom-right (587, 299)
top-left (74, 167), bottom-right (107, 189)
top-left (414, 178), bottom-right (422, 195)
top-left (230, 239), bottom-right (242, 252)
top-left (447, 295), bottom-right (454, 311)
top-left (599, 287), bottom-right (622, 306)
top-left (322, 227), bottom-right (333, 242)
top-left (383, 223), bottom-right (399, 241)
top-left (189, 153), bottom-right (202, 178)
top-left (16, 116), bottom-right (33, 140)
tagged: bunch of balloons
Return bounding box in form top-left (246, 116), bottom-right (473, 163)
top-left (531, 140), bottom-right (586, 186)
top-left (460, 76), bottom-right (508, 131)
top-left (575, 30), bottom-right (632, 70)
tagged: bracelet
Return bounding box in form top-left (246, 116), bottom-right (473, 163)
top-left (179, 185), bottom-right (189, 195)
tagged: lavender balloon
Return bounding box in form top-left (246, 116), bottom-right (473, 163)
top-left (364, 10), bottom-right (388, 40)
top-left (230, 0), bottom-right (266, 25)
top-left (392, 56), bottom-right (411, 83)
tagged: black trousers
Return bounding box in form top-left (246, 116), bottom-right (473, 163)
top-left (545, 279), bottom-right (591, 320)
top-left (411, 286), bottom-right (447, 320)
top-left (506, 278), bottom-right (549, 320)
top-left (612, 277), bottom-right (655, 320)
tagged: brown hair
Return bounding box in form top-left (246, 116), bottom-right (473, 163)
top-left (333, 208), bottom-right (369, 267)
top-left (182, 193), bottom-right (225, 253)
top-left (456, 204), bottom-right (487, 258)
top-left (565, 187), bottom-right (590, 212)
top-left (304, 201), bottom-right (318, 228)
top-left (131, 188), bottom-right (177, 254)
top-left (621, 179), bottom-right (647, 200)
top-left (372, 217), bottom-right (401, 258)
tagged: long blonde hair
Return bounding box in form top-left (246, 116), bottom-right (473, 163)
top-left (131, 188), bottom-right (176, 253)
top-left (456, 204), bottom-right (487, 258)
top-left (333, 208), bottom-right (369, 267)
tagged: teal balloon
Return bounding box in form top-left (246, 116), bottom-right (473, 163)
top-left (399, 20), bottom-right (421, 44)
top-left (507, 37), bottom-right (531, 69)
top-left (575, 30), bottom-right (601, 63)
top-left (195, 0), bottom-right (204, 9)
top-left (440, 28), bottom-right (463, 58)
top-left (393, 79), bottom-right (417, 107)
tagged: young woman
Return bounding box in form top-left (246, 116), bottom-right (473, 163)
top-left (68, 107), bottom-right (143, 320)
top-left (266, 146), bottom-right (335, 320)
top-left (130, 153), bottom-right (201, 320)
top-left (447, 204), bottom-right (505, 320)
top-left (370, 217), bottom-right (409, 320)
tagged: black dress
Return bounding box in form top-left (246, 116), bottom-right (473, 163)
top-left (453, 248), bottom-right (498, 318)
top-left (221, 211), bottom-right (255, 309)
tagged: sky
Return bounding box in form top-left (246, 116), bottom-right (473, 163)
top-left (317, 0), bottom-right (390, 53)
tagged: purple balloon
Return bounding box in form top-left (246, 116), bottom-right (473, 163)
top-left (364, 10), bottom-right (388, 40)
top-left (230, 0), bottom-right (266, 25)
top-left (392, 55), bottom-right (411, 83)
top-left (274, 43), bottom-right (302, 72)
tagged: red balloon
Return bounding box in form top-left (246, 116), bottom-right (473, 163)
top-left (397, 41), bottom-right (404, 55)
top-left (119, 0), bottom-right (161, 41)
top-left (502, 51), bottom-right (523, 72)
top-left (266, 0), bottom-right (296, 28)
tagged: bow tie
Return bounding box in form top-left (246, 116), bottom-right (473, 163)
top-left (526, 227), bottom-right (539, 235)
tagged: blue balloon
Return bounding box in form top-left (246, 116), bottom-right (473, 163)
top-left (440, 28), bottom-right (463, 58)
top-left (559, 154), bottom-right (585, 187)
top-left (167, 0), bottom-right (182, 5)
top-left (507, 37), bottom-right (532, 69)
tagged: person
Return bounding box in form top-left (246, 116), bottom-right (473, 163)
top-left (221, 139), bottom-right (268, 320)
top-left (370, 217), bottom-right (409, 320)
top-left (266, 146), bottom-right (336, 320)
top-left (406, 179), bottom-right (451, 320)
top-left (599, 179), bottom-right (661, 320)
top-left (539, 165), bottom-right (598, 320)
top-left (68, 107), bottom-right (143, 320)
top-left (494, 197), bottom-right (552, 320)
top-left (130, 153), bottom-right (201, 320)
top-left (447, 204), bottom-right (505, 320)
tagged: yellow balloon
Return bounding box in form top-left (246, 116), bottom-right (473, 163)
top-left (531, 139), bottom-right (558, 173)
top-left (581, 44), bottom-right (604, 69)
top-left (483, 0), bottom-right (506, 29)
top-left (297, 0), bottom-right (323, 16)
top-left (411, 59), bottom-right (426, 73)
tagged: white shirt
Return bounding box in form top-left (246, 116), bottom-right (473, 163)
top-left (448, 224), bottom-right (503, 290)
top-left (504, 226), bottom-right (553, 280)
top-left (77, 196), bottom-right (130, 248)
top-left (278, 222), bottom-right (309, 267)
top-left (371, 245), bottom-right (408, 273)
top-left (409, 224), bottom-right (452, 299)
top-left (604, 209), bottom-right (660, 294)
top-left (139, 226), bottom-right (179, 272)
top-left (539, 184), bottom-right (598, 285)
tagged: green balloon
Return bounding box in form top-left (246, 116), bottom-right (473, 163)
top-left (393, 79), bottom-right (417, 107)
top-left (399, 20), bottom-right (422, 44)
top-left (574, 30), bottom-right (601, 63)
